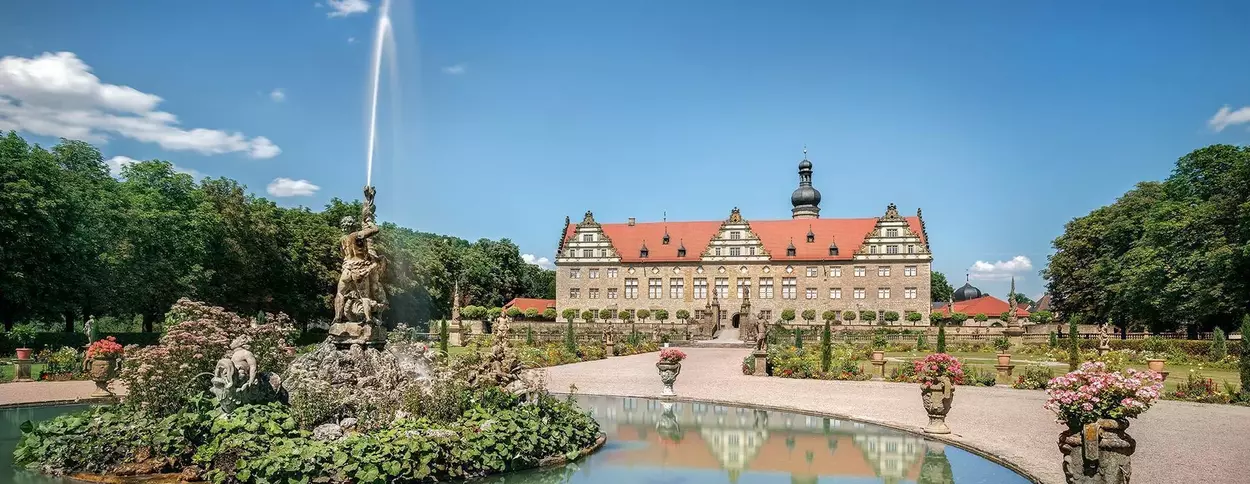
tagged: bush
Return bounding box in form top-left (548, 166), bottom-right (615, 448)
top-left (1012, 364), bottom-right (1054, 390)
top-left (1211, 328), bottom-right (1228, 361)
top-left (916, 334), bottom-right (928, 351)
top-left (1168, 372), bottom-right (1233, 404)
top-left (1049, 331), bottom-right (1059, 348)
top-left (889, 364), bottom-right (916, 383)
top-left (959, 366), bottom-right (998, 387)
top-left (767, 345), bottom-right (867, 380)
top-left (936, 323), bottom-right (947, 353)
top-left (1067, 319), bottom-right (1080, 371)
top-left (1242, 316), bottom-right (1250, 402)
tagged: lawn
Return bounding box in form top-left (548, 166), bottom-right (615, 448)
top-left (0, 362), bottom-right (47, 382)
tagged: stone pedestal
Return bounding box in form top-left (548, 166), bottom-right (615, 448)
top-left (871, 360), bottom-right (886, 381)
top-left (994, 365), bottom-right (1015, 387)
top-left (1003, 326), bottom-right (1025, 349)
top-left (13, 360), bottom-right (33, 382)
top-left (752, 350), bottom-right (768, 376)
top-left (606, 342), bottom-right (615, 357)
top-left (1097, 345), bottom-right (1111, 357)
top-left (328, 321), bottom-right (387, 349)
top-left (448, 323), bottom-right (464, 347)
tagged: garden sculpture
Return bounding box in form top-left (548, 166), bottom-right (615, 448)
top-left (210, 335), bottom-right (284, 413)
top-left (329, 185), bottom-right (389, 348)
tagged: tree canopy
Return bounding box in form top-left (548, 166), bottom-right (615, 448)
top-left (930, 271), bottom-right (953, 302)
top-left (0, 133), bottom-right (554, 332)
top-left (1044, 144), bottom-right (1250, 333)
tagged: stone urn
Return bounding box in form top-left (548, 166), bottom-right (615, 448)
top-left (1058, 419), bottom-right (1135, 484)
top-left (89, 357), bottom-right (118, 398)
top-left (1146, 359), bottom-right (1165, 372)
top-left (996, 353), bottom-right (1012, 366)
top-left (657, 361), bottom-right (681, 397)
top-left (920, 376), bottom-right (954, 434)
top-left (870, 350), bottom-right (885, 362)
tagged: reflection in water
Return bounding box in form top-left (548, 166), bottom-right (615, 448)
top-left (3, 398), bottom-right (1024, 484)
top-left (1, 404), bottom-right (93, 484)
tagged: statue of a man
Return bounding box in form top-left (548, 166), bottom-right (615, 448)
top-left (83, 315), bottom-right (95, 343)
top-left (1098, 321), bottom-right (1110, 349)
top-left (332, 187), bottom-right (387, 324)
top-left (754, 317), bottom-right (768, 351)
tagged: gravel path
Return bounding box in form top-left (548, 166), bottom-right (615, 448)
top-left (0, 380), bottom-right (122, 407)
top-left (543, 347), bottom-right (1250, 484)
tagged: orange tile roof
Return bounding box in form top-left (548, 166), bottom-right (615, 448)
top-left (935, 295), bottom-right (1030, 318)
top-left (563, 216), bottom-right (926, 263)
top-left (502, 298), bottom-right (555, 313)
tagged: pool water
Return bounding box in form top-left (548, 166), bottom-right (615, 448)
top-left (3, 396), bottom-right (1030, 483)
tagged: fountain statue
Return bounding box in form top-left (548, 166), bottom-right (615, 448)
top-left (329, 186), bottom-right (389, 348)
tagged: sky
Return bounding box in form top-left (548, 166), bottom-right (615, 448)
top-left (4, 0), bottom-right (1250, 301)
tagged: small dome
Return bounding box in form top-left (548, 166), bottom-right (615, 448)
top-left (791, 186), bottom-right (822, 207)
top-left (953, 282), bottom-right (983, 302)
top-left (798, 158), bottom-right (813, 170)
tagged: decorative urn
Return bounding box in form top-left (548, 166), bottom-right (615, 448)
top-left (1146, 359), bottom-right (1165, 372)
top-left (85, 337), bottom-right (124, 398)
top-left (920, 376), bottom-right (955, 434)
top-left (870, 350), bottom-right (885, 362)
top-left (1058, 419), bottom-right (1136, 484)
top-left (657, 348), bottom-right (686, 397)
top-left (996, 353), bottom-right (1012, 366)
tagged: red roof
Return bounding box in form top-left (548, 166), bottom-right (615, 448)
top-left (935, 295), bottom-right (1030, 318)
top-left (503, 298), bottom-right (555, 313)
top-left (563, 216), bottom-right (926, 263)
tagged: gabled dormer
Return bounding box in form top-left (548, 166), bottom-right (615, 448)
top-left (555, 210), bottom-right (622, 265)
top-left (853, 203), bottom-right (932, 262)
top-left (701, 207), bottom-right (770, 262)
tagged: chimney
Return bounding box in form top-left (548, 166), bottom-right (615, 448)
top-left (628, 217), bottom-right (636, 226)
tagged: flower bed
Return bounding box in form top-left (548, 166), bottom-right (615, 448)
top-left (1166, 372), bottom-right (1236, 404)
top-left (514, 342), bottom-right (607, 369)
top-left (744, 345), bottom-right (869, 380)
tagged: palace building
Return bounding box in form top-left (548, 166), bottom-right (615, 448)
top-left (554, 153), bottom-right (935, 336)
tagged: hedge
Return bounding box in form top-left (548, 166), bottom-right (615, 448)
top-left (0, 332), bottom-right (161, 355)
top-left (1063, 338), bottom-right (1243, 357)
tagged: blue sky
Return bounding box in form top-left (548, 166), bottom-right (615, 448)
top-left (4, 1), bottom-right (1250, 300)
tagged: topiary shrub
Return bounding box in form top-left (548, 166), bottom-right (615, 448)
top-left (937, 323), bottom-right (947, 353)
top-left (1211, 327), bottom-right (1228, 361)
top-left (1068, 318), bottom-right (1080, 371)
top-left (1240, 316), bottom-right (1250, 402)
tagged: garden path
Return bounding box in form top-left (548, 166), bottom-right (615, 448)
top-left (543, 347), bottom-right (1250, 484)
top-left (0, 380), bottom-right (123, 407)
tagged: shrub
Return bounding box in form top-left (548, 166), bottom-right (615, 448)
top-left (780, 309), bottom-right (796, 323)
top-left (936, 323), bottom-right (947, 353)
top-left (524, 308), bottom-right (539, 320)
top-left (564, 318), bottom-right (577, 355)
top-left (793, 326), bottom-right (803, 349)
top-left (974, 313), bottom-right (988, 323)
top-left (958, 366), bottom-right (998, 387)
top-left (1045, 362), bottom-right (1163, 426)
top-left (1067, 318), bottom-right (1080, 371)
top-left (871, 331), bottom-right (889, 350)
top-left (38, 347), bottom-right (84, 381)
top-left (889, 364), bottom-right (917, 383)
top-left (820, 320), bottom-right (832, 373)
top-left (120, 299), bottom-right (295, 416)
top-left (1211, 328), bottom-right (1228, 361)
top-left (842, 311), bottom-right (856, 322)
top-left (916, 333), bottom-right (928, 351)
top-left (1168, 372), bottom-right (1232, 404)
top-left (561, 308), bottom-right (577, 322)
top-left (992, 336), bottom-right (1010, 353)
top-left (9, 324), bottom-right (38, 348)
top-left (439, 320), bottom-right (450, 355)
top-left (742, 354), bottom-right (755, 375)
top-left (860, 311), bottom-right (876, 324)
top-left (1049, 331), bottom-right (1059, 348)
top-left (1012, 364), bottom-right (1054, 390)
top-left (1241, 316), bottom-right (1250, 402)
top-left (675, 309), bottom-right (690, 321)
top-left (906, 312), bottom-right (923, 323)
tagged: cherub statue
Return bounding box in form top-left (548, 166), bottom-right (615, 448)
top-left (213, 335), bottom-right (258, 391)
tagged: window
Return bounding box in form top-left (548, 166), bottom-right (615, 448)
top-left (830, 267), bottom-right (842, 277)
top-left (715, 277), bottom-right (729, 299)
top-left (886, 245), bottom-right (899, 254)
top-left (599, 249), bottom-right (607, 257)
top-left (806, 267), bottom-right (818, 277)
top-left (570, 269), bottom-right (581, 279)
top-left (589, 269), bottom-right (599, 279)
top-left (806, 232), bottom-right (815, 243)
top-left (737, 278), bottom-right (751, 298)
top-left (694, 278), bottom-right (708, 299)
top-left (583, 234), bottom-right (594, 242)
top-left (886, 228), bottom-right (898, 237)
top-left (870, 245), bottom-right (878, 254)
top-left (759, 310), bottom-right (772, 322)
top-left (649, 278), bottom-right (662, 299)
top-left (640, 247), bottom-right (648, 258)
top-left (625, 278), bottom-right (638, 299)
top-left (908, 244), bottom-right (916, 254)
top-left (759, 278), bottom-right (774, 299)
top-left (730, 247), bottom-right (741, 256)
top-left (904, 266), bottom-right (917, 277)
top-left (670, 278), bottom-right (684, 299)
top-left (582, 249), bottom-right (593, 258)
top-left (589, 288), bottom-right (599, 299)
top-left (607, 268), bottom-right (618, 278)
top-left (678, 246), bottom-right (688, 258)
top-left (878, 266), bottom-right (891, 277)
top-left (662, 233), bottom-right (670, 244)
top-left (730, 231), bottom-right (741, 240)
top-left (787, 246), bottom-right (796, 256)
top-left (830, 288), bottom-right (842, 299)
top-left (715, 247), bottom-right (722, 256)
top-left (749, 247), bottom-right (756, 255)
top-left (904, 287), bottom-right (917, 299)
top-left (782, 277), bottom-right (797, 299)
top-left (805, 288), bottom-right (817, 299)
top-left (878, 288), bottom-right (890, 299)
top-left (608, 288), bottom-right (618, 299)
top-left (854, 266), bottom-right (866, 277)
top-left (695, 309), bottom-right (706, 320)
top-left (854, 288), bottom-right (866, 299)
top-left (569, 288), bottom-right (580, 299)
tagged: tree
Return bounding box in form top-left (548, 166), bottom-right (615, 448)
top-left (438, 319), bottom-right (450, 355)
top-left (998, 311), bottom-right (1011, 321)
top-left (597, 308), bottom-right (614, 321)
top-left (1068, 318), bottom-right (1080, 371)
top-left (675, 309), bottom-right (690, 322)
top-left (780, 309), bottom-right (796, 323)
top-left (949, 312), bottom-right (968, 326)
top-left (931, 271), bottom-right (954, 303)
top-left (842, 311), bottom-right (856, 323)
top-left (820, 319), bottom-right (832, 372)
top-left (507, 307), bottom-right (523, 320)
top-left (1240, 316), bottom-right (1250, 402)
top-left (542, 308), bottom-right (556, 321)
top-left (1049, 331), bottom-right (1059, 348)
top-left (524, 308), bottom-right (539, 320)
top-left (636, 308), bottom-right (651, 323)
top-left (916, 333), bottom-right (928, 351)
top-left (564, 315), bottom-right (577, 355)
top-left (653, 309), bottom-right (669, 324)
top-left (884, 311), bottom-right (900, 324)
top-left (821, 310), bottom-right (838, 324)
top-left (1031, 311), bottom-right (1054, 325)
top-left (794, 326), bottom-right (803, 349)
top-left (562, 308), bottom-right (577, 322)
top-left (937, 322), bottom-right (947, 353)
top-left (801, 309), bottom-right (817, 324)
top-left (1009, 292), bottom-right (1035, 308)
top-left (580, 310), bottom-right (594, 322)
top-left (486, 307), bottom-right (502, 321)
top-left (860, 311), bottom-right (876, 324)
top-left (1211, 327), bottom-right (1227, 361)
top-left (906, 312), bottom-right (923, 324)
top-left (974, 313), bottom-right (988, 323)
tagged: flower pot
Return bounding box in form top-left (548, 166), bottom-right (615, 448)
top-left (657, 361), bottom-right (682, 397)
top-left (920, 377), bottom-right (955, 434)
top-left (996, 353), bottom-right (1011, 366)
top-left (1146, 359), bottom-right (1165, 372)
top-left (89, 357), bottom-right (118, 398)
top-left (1058, 418), bottom-right (1135, 484)
top-left (871, 350), bottom-right (885, 362)
top-left (15, 348), bottom-right (32, 360)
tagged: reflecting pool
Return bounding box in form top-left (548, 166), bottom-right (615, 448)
top-left (3, 396), bottom-right (1031, 483)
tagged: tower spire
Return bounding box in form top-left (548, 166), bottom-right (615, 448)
top-left (790, 148), bottom-right (821, 219)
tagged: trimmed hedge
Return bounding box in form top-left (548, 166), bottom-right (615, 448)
top-left (0, 332), bottom-right (160, 355)
top-left (1064, 338), bottom-right (1243, 357)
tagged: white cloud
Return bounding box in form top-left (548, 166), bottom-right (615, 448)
top-left (521, 253), bottom-right (555, 270)
top-left (106, 155), bottom-right (203, 179)
top-left (269, 88), bottom-right (285, 102)
top-left (347, 36), bottom-right (357, 44)
top-left (327, 0), bottom-right (369, 17)
top-left (1208, 105), bottom-right (1250, 132)
top-left (968, 255), bottom-right (1032, 281)
top-left (442, 64), bottom-right (466, 75)
top-left (0, 52), bottom-right (280, 159)
top-left (266, 177), bottom-right (320, 197)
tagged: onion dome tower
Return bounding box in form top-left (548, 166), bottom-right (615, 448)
top-left (952, 275), bottom-right (983, 302)
top-left (790, 148), bottom-right (822, 219)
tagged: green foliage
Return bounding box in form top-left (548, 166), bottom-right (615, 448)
top-left (937, 323), bottom-right (947, 353)
top-left (1241, 316), bottom-right (1250, 401)
top-left (653, 309), bottom-right (669, 322)
top-left (564, 317), bottom-right (577, 355)
top-left (1012, 364), bottom-right (1054, 390)
top-left (793, 326), bottom-right (803, 349)
top-left (842, 311), bottom-right (856, 322)
top-left (636, 309), bottom-right (651, 321)
top-left (871, 331), bottom-right (889, 350)
top-left (884, 311), bottom-right (900, 323)
top-left (1049, 331), bottom-right (1059, 348)
top-left (1068, 318), bottom-right (1081, 371)
top-left (916, 333), bottom-right (928, 351)
top-left (906, 312), bottom-right (923, 323)
top-left (439, 319), bottom-right (450, 355)
top-left (819, 320), bottom-right (832, 372)
top-left (675, 309), bottom-right (690, 321)
top-left (801, 309), bottom-right (817, 322)
top-left (1168, 372), bottom-right (1233, 404)
top-left (523, 308), bottom-right (539, 320)
top-left (1211, 327), bottom-right (1228, 361)
top-left (9, 324), bottom-right (37, 347)
top-left (596, 308), bottom-right (613, 321)
top-left (992, 336), bottom-right (1011, 353)
top-left (859, 311), bottom-right (876, 323)
top-left (506, 307), bottom-right (523, 319)
top-left (948, 312), bottom-right (968, 325)
top-left (561, 308), bottom-right (577, 322)
top-left (821, 310), bottom-right (838, 322)
top-left (766, 345), bottom-right (868, 380)
top-left (1031, 311), bottom-right (1054, 324)
top-left (486, 307), bottom-right (502, 321)
top-left (542, 308), bottom-right (556, 321)
top-left (525, 325), bottom-right (536, 346)
top-left (930, 271), bottom-right (953, 303)
top-left (974, 313), bottom-right (988, 322)
top-left (780, 309), bottom-right (796, 322)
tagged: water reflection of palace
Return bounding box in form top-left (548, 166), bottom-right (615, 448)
top-left (574, 395), bottom-right (950, 483)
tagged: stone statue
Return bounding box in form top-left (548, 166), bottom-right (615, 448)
top-left (329, 186), bottom-right (388, 347)
top-left (754, 317), bottom-right (768, 351)
top-left (1098, 322), bottom-right (1111, 354)
top-left (83, 315), bottom-right (96, 343)
top-left (210, 335), bottom-right (284, 413)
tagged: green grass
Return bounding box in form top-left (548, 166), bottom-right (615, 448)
top-left (0, 362), bottom-right (47, 382)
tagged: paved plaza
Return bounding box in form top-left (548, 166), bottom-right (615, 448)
top-left (544, 348), bottom-right (1250, 484)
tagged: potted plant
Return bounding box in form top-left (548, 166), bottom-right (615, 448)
top-left (1146, 358), bottom-right (1166, 373)
top-left (10, 324), bottom-right (37, 360)
top-left (657, 348), bottom-right (686, 396)
top-left (992, 336), bottom-right (1012, 366)
top-left (1046, 362), bottom-right (1163, 484)
top-left (85, 336), bottom-right (124, 397)
top-left (870, 332), bottom-right (888, 362)
top-left (914, 353), bottom-right (964, 434)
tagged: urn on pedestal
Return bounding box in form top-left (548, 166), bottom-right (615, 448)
top-left (1045, 362), bottom-right (1163, 484)
top-left (85, 337), bottom-right (124, 398)
top-left (913, 353), bottom-right (964, 435)
top-left (657, 348), bottom-right (686, 397)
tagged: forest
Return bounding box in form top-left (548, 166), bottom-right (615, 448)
top-left (0, 132), bottom-right (554, 333)
top-left (1044, 144), bottom-right (1250, 334)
